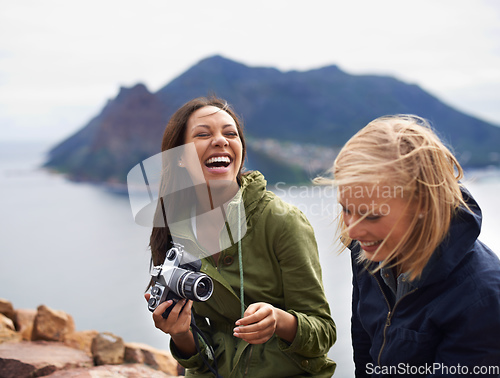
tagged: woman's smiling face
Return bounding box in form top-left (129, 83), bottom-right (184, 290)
top-left (338, 184), bottom-right (415, 263)
top-left (183, 105), bottom-right (243, 185)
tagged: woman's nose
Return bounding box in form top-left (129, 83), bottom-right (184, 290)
top-left (212, 134), bottom-right (229, 147)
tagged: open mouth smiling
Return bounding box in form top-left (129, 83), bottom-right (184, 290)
top-left (360, 240), bottom-right (382, 247)
top-left (205, 155), bottom-right (232, 169)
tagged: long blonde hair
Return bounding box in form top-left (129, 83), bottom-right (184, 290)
top-left (316, 115), bottom-right (469, 280)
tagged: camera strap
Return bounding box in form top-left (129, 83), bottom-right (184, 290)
top-left (191, 313), bottom-right (222, 378)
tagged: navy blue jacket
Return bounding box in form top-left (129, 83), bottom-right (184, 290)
top-left (351, 189), bottom-right (500, 377)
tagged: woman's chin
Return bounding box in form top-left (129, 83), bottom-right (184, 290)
top-left (361, 247), bottom-right (386, 262)
top-left (203, 166), bottom-right (238, 183)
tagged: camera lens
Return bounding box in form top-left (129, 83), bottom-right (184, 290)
top-left (179, 272), bottom-right (213, 301)
top-left (195, 279), bottom-right (211, 298)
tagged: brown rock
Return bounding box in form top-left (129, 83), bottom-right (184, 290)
top-left (0, 341), bottom-right (93, 377)
top-left (0, 313), bottom-right (15, 331)
top-left (14, 308), bottom-right (36, 341)
top-left (0, 299), bottom-right (15, 323)
top-left (32, 304), bottom-right (76, 342)
top-left (0, 358), bottom-right (38, 378)
top-left (64, 330), bottom-right (99, 356)
top-left (46, 363), bottom-right (176, 377)
top-left (91, 332), bottom-right (125, 365)
top-left (124, 342), bottom-right (179, 376)
top-left (0, 328), bottom-right (22, 345)
top-left (0, 314), bottom-right (22, 344)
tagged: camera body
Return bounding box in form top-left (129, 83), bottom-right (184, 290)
top-left (148, 243), bottom-right (213, 318)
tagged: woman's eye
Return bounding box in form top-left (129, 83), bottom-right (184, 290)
top-left (225, 131), bottom-right (238, 137)
top-left (365, 215), bottom-right (381, 221)
top-left (195, 132), bottom-right (210, 137)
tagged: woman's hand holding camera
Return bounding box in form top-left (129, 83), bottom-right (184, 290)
top-left (144, 294), bottom-right (196, 357)
top-left (233, 302), bottom-right (298, 344)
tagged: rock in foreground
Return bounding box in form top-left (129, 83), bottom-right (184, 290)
top-left (0, 341), bottom-right (92, 377)
top-left (0, 299), bottom-right (180, 377)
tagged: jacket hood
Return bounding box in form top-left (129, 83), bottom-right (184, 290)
top-left (240, 170), bottom-right (268, 213)
top-left (413, 186), bottom-right (482, 288)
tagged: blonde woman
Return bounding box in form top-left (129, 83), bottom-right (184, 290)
top-left (317, 115), bottom-right (500, 377)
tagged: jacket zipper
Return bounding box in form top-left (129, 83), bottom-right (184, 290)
top-left (372, 273), bottom-right (392, 366)
top-left (371, 272), bottom-right (418, 366)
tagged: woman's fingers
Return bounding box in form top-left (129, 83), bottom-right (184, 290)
top-left (233, 324), bottom-right (275, 344)
top-left (237, 303), bottom-right (274, 325)
top-left (150, 299), bottom-right (192, 336)
top-left (152, 300), bottom-right (174, 323)
top-left (234, 303), bottom-right (277, 344)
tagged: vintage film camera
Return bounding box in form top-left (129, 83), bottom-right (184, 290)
top-left (148, 242), bottom-right (213, 318)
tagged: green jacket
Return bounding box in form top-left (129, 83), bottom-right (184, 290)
top-left (170, 171), bottom-right (336, 377)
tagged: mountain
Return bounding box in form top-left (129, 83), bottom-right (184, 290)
top-left (44, 55), bottom-right (500, 184)
top-left (45, 83), bottom-right (167, 183)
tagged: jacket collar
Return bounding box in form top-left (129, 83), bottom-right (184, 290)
top-left (409, 186), bottom-right (482, 288)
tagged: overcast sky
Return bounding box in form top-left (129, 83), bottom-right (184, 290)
top-left (1, 0), bottom-right (499, 143)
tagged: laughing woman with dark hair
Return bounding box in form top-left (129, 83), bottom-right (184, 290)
top-left (145, 96), bottom-right (336, 377)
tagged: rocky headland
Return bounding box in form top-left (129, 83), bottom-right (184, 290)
top-left (44, 55), bottom-right (500, 186)
top-left (0, 298), bottom-right (182, 377)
